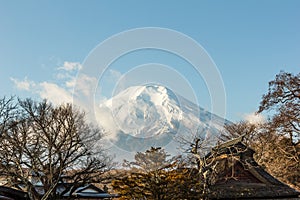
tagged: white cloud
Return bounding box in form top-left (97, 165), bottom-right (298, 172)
top-left (95, 105), bottom-right (119, 141)
top-left (73, 73), bottom-right (98, 97)
top-left (65, 79), bottom-right (76, 88)
top-left (10, 77), bottom-right (35, 91)
top-left (55, 72), bottom-right (69, 80)
top-left (57, 61), bottom-right (82, 71)
top-left (11, 77), bottom-right (73, 106)
top-left (244, 112), bottom-right (265, 125)
top-left (10, 61), bottom-right (80, 106)
top-left (108, 69), bottom-right (122, 82)
top-left (38, 82), bottom-right (73, 105)
top-left (10, 62), bottom-right (125, 140)
top-left (10, 64), bottom-right (98, 112)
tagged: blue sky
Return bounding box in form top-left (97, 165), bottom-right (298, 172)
top-left (0, 0), bottom-right (299, 122)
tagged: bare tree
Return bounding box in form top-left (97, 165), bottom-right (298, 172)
top-left (258, 71), bottom-right (300, 142)
top-left (0, 98), bottom-right (111, 200)
top-left (176, 130), bottom-right (222, 199)
top-left (257, 71), bottom-right (300, 189)
top-left (219, 72), bottom-right (300, 190)
top-left (0, 96), bottom-right (18, 136)
top-left (219, 121), bottom-right (258, 144)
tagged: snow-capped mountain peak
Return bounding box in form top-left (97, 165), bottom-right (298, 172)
top-left (101, 85), bottom-right (182, 138)
top-left (98, 85), bottom-right (228, 145)
top-left (96, 84), bottom-right (229, 161)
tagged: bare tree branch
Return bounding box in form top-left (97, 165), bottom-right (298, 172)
top-left (0, 98), bottom-right (112, 200)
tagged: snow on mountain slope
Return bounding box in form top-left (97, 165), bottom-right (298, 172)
top-left (97, 85), bottom-right (229, 155)
top-left (102, 85), bottom-right (182, 138)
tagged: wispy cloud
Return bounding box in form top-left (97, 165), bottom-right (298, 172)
top-left (10, 61), bottom-right (82, 105)
top-left (107, 69), bottom-right (122, 82)
top-left (10, 61), bottom-right (125, 142)
top-left (10, 77), bottom-right (35, 91)
top-left (10, 61), bottom-right (123, 108)
top-left (74, 74), bottom-right (98, 97)
top-left (10, 77), bottom-right (73, 105)
top-left (243, 112), bottom-right (265, 125)
top-left (38, 82), bottom-right (73, 105)
top-left (95, 105), bottom-right (119, 141)
top-left (57, 61), bottom-right (82, 71)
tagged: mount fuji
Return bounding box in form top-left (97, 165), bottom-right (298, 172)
top-left (97, 85), bottom-right (230, 157)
